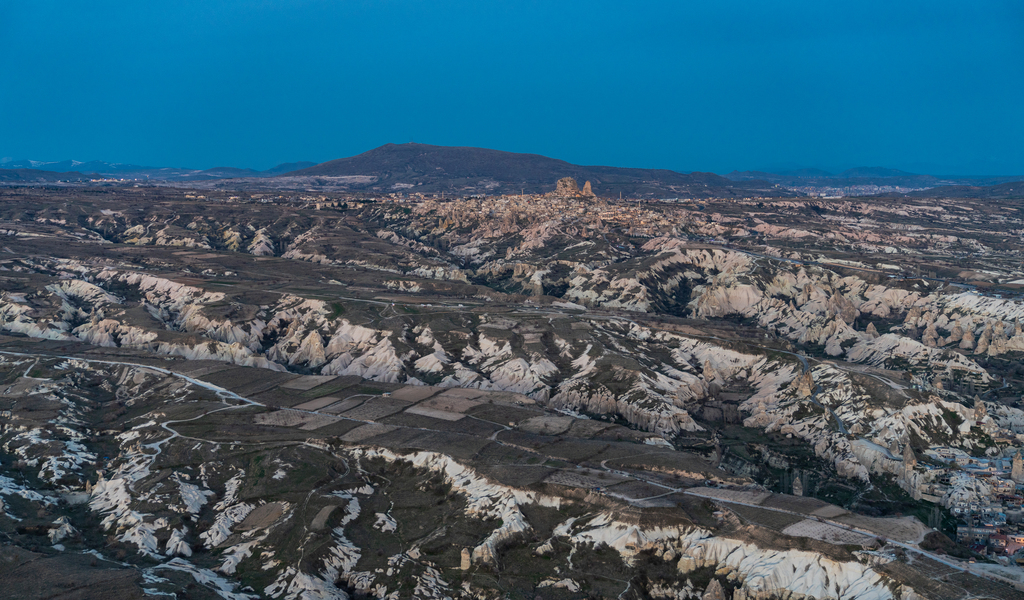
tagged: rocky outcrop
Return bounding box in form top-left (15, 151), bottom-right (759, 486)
top-left (247, 228), bottom-right (275, 256)
top-left (553, 177), bottom-right (580, 197)
top-left (796, 370), bottom-right (814, 398)
top-left (702, 579), bottom-right (726, 600)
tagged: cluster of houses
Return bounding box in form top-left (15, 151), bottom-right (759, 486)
top-left (920, 446), bottom-right (1024, 560)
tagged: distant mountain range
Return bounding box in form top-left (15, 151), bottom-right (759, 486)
top-left (724, 166), bottom-right (1021, 189)
top-left (0, 159), bottom-right (147, 173)
top-left (2, 146), bottom-right (1021, 197)
top-left (0, 168), bottom-right (98, 183)
top-left (897, 181), bottom-right (1024, 199)
top-left (0, 158), bottom-right (316, 182)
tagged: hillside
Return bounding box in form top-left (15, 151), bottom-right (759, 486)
top-left (261, 160), bottom-right (316, 175)
top-left (283, 142), bottom-right (789, 197)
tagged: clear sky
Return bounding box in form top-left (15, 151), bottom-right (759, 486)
top-left (1, 1), bottom-right (1022, 175)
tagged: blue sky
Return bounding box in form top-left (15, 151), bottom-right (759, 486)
top-left (1, 1), bottom-right (1022, 174)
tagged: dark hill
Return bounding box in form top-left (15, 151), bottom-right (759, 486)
top-left (283, 143), bottom-right (789, 198)
top-left (262, 161), bottom-right (316, 175)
